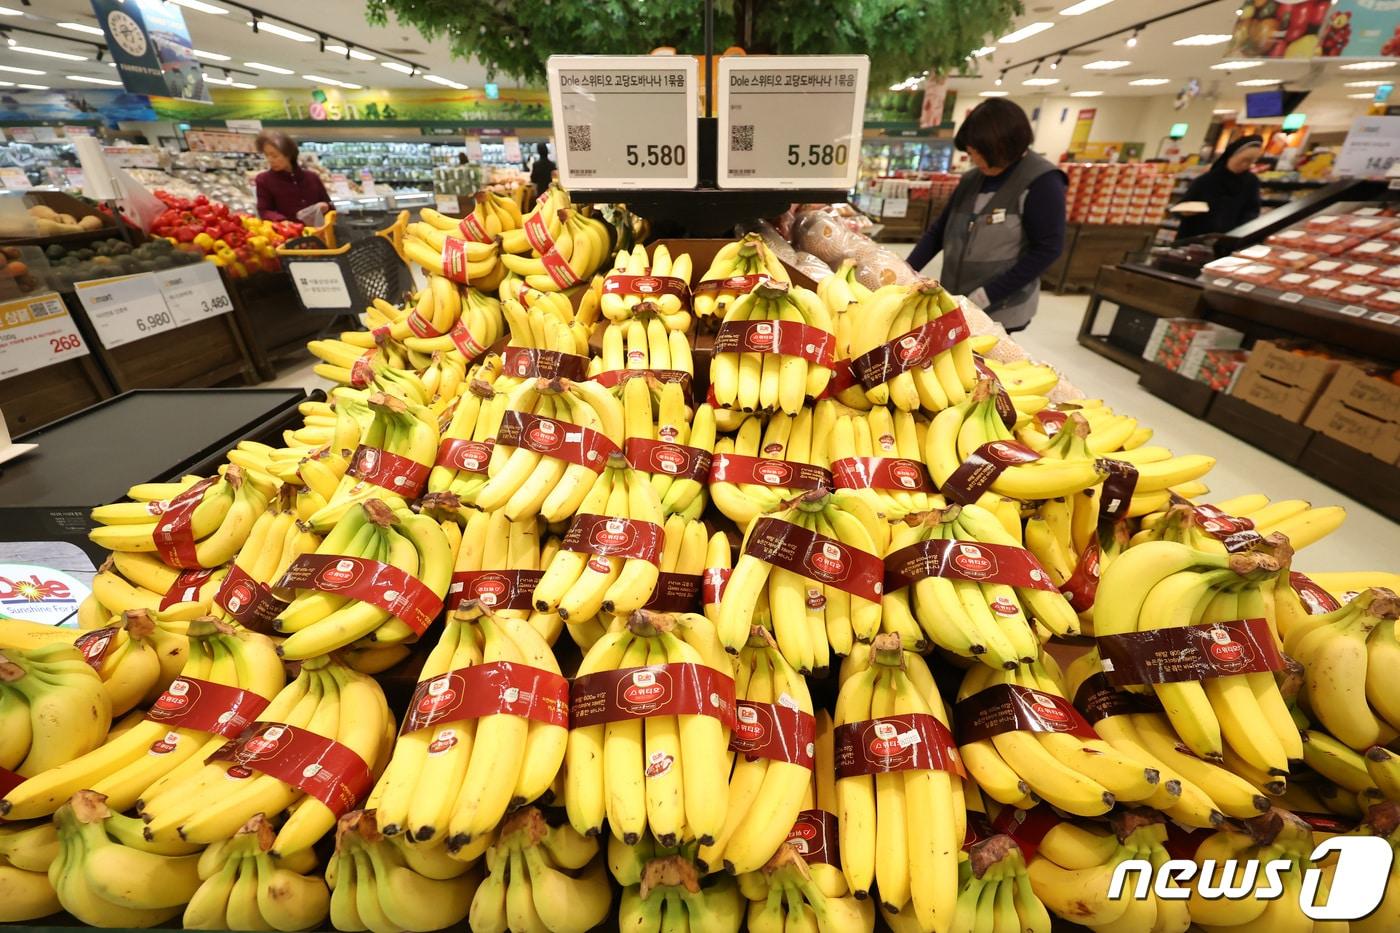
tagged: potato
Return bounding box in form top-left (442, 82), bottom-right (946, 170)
top-left (4, 260), bottom-right (26, 278)
top-left (28, 204), bottom-right (57, 220)
top-left (78, 214), bottom-right (104, 231)
top-left (1, 246), bottom-right (19, 260)
top-left (56, 213), bottom-right (78, 227)
top-left (35, 218), bottom-right (67, 235)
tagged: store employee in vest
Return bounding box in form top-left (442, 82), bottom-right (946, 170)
top-left (906, 99), bottom-right (1067, 333)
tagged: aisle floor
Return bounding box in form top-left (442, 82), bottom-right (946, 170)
top-left (267, 276), bottom-right (1398, 574)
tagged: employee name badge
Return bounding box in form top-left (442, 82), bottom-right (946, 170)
top-left (990, 208), bottom-right (1007, 225)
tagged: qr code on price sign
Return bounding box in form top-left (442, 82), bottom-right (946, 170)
top-left (29, 297), bottom-right (63, 320)
top-left (731, 124), bottom-right (755, 151)
top-left (566, 124), bottom-right (591, 153)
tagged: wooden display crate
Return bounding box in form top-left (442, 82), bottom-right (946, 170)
top-left (228, 270), bottom-right (336, 380)
top-left (1137, 358), bottom-right (1217, 418)
top-left (1043, 223), bottom-right (1157, 294)
top-left (91, 312), bottom-right (260, 391)
top-left (0, 354), bottom-right (112, 434)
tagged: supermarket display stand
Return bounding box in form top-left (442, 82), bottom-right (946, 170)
top-left (227, 269), bottom-right (340, 381)
top-left (0, 343), bottom-right (115, 436)
top-left (1076, 261), bottom-right (1207, 373)
top-left (1041, 222), bottom-right (1158, 294)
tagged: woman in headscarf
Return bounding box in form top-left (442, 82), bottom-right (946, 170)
top-left (1175, 135), bottom-right (1264, 239)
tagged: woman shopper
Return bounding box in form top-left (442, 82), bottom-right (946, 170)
top-left (253, 130), bottom-right (331, 223)
top-left (906, 98), bottom-right (1067, 333)
top-left (1174, 135), bottom-right (1264, 240)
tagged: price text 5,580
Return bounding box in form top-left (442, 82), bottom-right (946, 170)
top-left (625, 143), bottom-right (686, 168)
top-left (787, 143), bottom-right (848, 168)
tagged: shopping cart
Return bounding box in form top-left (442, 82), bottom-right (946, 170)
top-left (276, 232), bottom-right (411, 319)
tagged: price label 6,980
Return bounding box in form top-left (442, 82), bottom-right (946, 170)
top-left (547, 55), bottom-right (698, 190)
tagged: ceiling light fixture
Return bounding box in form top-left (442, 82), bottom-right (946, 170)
top-left (245, 21), bottom-right (314, 42)
top-left (57, 22), bottom-right (105, 37)
top-left (66, 74), bottom-right (121, 85)
top-left (10, 46), bottom-right (87, 61)
top-left (1130, 77), bottom-right (1171, 86)
top-left (1211, 60), bottom-right (1265, 70)
top-left (191, 49), bottom-right (230, 61)
top-left (381, 61), bottom-right (414, 74)
top-left (245, 61), bottom-right (294, 75)
top-left (231, 81), bottom-right (256, 89)
top-left (0, 64), bottom-right (46, 75)
top-left (1237, 78), bottom-right (1283, 86)
top-left (1341, 61), bottom-right (1397, 71)
top-left (169, 0), bottom-right (229, 13)
top-left (340, 82), bottom-right (362, 90)
top-left (1348, 92), bottom-right (1378, 98)
top-left (1083, 60), bottom-right (1131, 70)
top-left (1174, 33), bottom-right (1231, 46)
top-left (1346, 79), bottom-right (1391, 87)
top-left (0, 7), bottom-right (23, 16)
top-left (995, 71), bottom-right (1005, 86)
top-left (16, 83), bottom-right (47, 90)
top-left (1051, 54), bottom-right (1063, 70)
top-left (326, 43), bottom-right (375, 61)
top-left (1125, 27), bottom-right (1140, 48)
top-left (1022, 77), bottom-right (1060, 86)
top-left (1071, 90), bottom-right (1104, 96)
top-left (1060, 0), bottom-right (1115, 14)
top-left (0, 81), bottom-right (11, 87)
top-left (1000, 22), bottom-right (1055, 43)
top-left (980, 90), bottom-right (1010, 96)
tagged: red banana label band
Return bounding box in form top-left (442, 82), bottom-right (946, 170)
top-left (693, 273), bottom-right (769, 295)
top-left (963, 814), bottom-right (998, 850)
top-left (570, 662), bottom-right (737, 729)
top-left (523, 211), bottom-right (556, 255)
top-left (160, 566), bottom-right (217, 610)
top-left (560, 514), bottom-right (665, 565)
top-left (729, 700), bottom-right (816, 767)
top-left (990, 804), bottom-right (1059, 861)
top-left (708, 452), bottom-right (833, 491)
top-left (642, 572), bottom-right (703, 613)
top-left (440, 238), bottom-right (472, 285)
top-left (1097, 460), bottom-right (1139, 527)
top-left (502, 347), bottom-right (590, 381)
top-left (214, 564), bottom-right (288, 635)
top-left (787, 809), bottom-right (840, 868)
top-left (495, 411), bottom-right (619, 474)
top-left (449, 320), bottom-right (487, 360)
top-left (278, 555), bottom-right (444, 636)
top-left (406, 309), bottom-right (445, 339)
top-left (74, 627), bottom-right (119, 669)
top-left (954, 683), bottom-right (1097, 743)
top-left (209, 722), bottom-right (372, 818)
top-left (591, 368), bottom-right (693, 399)
top-left (435, 438), bottom-right (493, 475)
top-left (152, 476), bottom-right (219, 569)
top-left (347, 445), bottom-right (431, 501)
top-left (939, 440), bottom-right (1042, 506)
top-left (834, 714), bottom-right (965, 778)
top-left (830, 457), bottom-right (936, 495)
top-left (1035, 409), bottom-right (1067, 435)
top-left (401, 662), bottom-right (570, 734)
top-left (0, 767), bottom-right (21, 797)
top-left (744, 517), bottom-right (884, 603)
top-left (703, 567), bottom-right (731, 606)
top-left (1290, 571), bottom-right (1342, 614)
top-left (602, 274), bottom-right (691, 307)
top-left (1071, 671), bottom-right (1164, 724)
top-left (459, 212), bottom-right (492, 244)
top-left (541, 246), bottom-right (580, 289)
top-left (624, 437), bottom-right (712, 483)
top-left (145, 676), bottom-right (270, 738)
top-left (1184, 501), bottom-right (1264, 552)
top-left (818, 358), bottom-right (859, 399)
top-left (350, 350), bottom-right (375, 389)
top-left (713, 320), bottom-right (836, 368)
top-left (449, 569), bottom-right (543, 612)
top-left (971, 355), bottom-right (1019, 429)
top-left (1096, 617), bottom-right (1284, 687)
top-left (850, 308), bottom-right (968, 389)
top-left (1059, 539), bottom-right (1101, 613)
top-left (884, 539), bottom-right (1058, 593)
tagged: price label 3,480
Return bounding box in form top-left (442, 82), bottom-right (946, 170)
top-left (547, 55), bottom-right (698, 190)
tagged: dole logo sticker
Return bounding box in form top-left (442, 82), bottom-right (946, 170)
top-left (659, 424), bottom-right (680, 442)
top-left (149, 731), bottom-right (180, 755)
top-left (868, 720), bottom-right (905, 759)
top-left (318, 559), bottom-right (362, 589)
top-left (622, 669), bottom-right (667, 708)
top-left (952, 544), bottom-right (994, 579)
top-left (896, 331), bottom-right (931, 363)
top-left (878, 433), bottom-right (897, 452)
top-left (646, 751), bottom-right (674, 777)
top-left (154, 678), bottom-right (193, 710)
top-left (734, 704), bottom-right (766, 743)
top-left (528, 420), bottom-right (562, 451)
top-left (588, 557), bottom-right (611, 574)
top-left (810, 542), bottom-right (848, 580)
top-left (512, 354), bottom-right (535, 377)
top-left (989, 595), bottom-right (1018, 616)
top-left (592, 519), bottom-right (634, 551)
top-left (224, 579), bottom-right (257, 613)
top-left (470, 574), bottom-right (510, 606)
top-left (428, 728), bottom-right (458, 756)
top-left (634, 276), bottom-right (662, 294)
top-left (749, 322), bottom-right (775, 351)
top-left (417, 676), bottom-right (457, 715)
top-left (453, 441), bottom-right (490, 471)
top-left (890, 461), bottom-right (922, 489)
top-left (756, 460), bottom-right (791, 485)
top-left (241, 725), bottom-right (286, 758)
top-left (1207, 627), bottom-right (1248, 665)
top-left (653, 445), bottom-right (687, 474)
top-left (1028, 692), bottom-right (1070, 724)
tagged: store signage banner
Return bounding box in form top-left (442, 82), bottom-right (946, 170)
top-left (89, 0), bottom-right (210, 103)
top-left (1318, 0), bottom-right (1400, 57)
top-left (151, 87), bottom-right (551, 123)
top-left (1335, 116), bottom-right (1400, 177)
top-left (919, 79), bottom-right (949, 129)
top-left (1227, 0), bottom-right (1332, 57)
top-left (1069, 109), bottom-right (1096, 153)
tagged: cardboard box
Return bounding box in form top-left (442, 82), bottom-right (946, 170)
top-left (1304, 362), bottom-right (1400, 463)
top-left (1229, 340), bottom-right (1342, 422)
top-left (1143, 318), bottom-right (1244, 373)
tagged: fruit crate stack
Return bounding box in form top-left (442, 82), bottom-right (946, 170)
top-left (1064, 163), bottom-right (1175, 227)
top-left (1, 181), bottom-right (1397, 933)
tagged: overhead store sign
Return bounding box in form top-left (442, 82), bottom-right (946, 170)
top-left (546, 55), bottom-right (698, 189)
top-left (90, 0), bottom-right (210, 103)
top-left (717, 55), bottom-right (869, 189)
top-left (1336, 116), bottom-right (1400, 177)
top-left (1318, 0), bottom-right (1400, 57)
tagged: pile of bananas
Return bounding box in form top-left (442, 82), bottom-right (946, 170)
top-left (499, 187), bottom-right (612, 293)
top-left (711, 280), bottom-right (835, 414)
top-left (592, 314), bottom-right (696, 380)
top-left (693, 233), bottom-right (791, 322)
top-left (600, 243), bottom-right (693, 331)
top-left (620, 376), bottom-right (713, 520)
top-left (709, 403), bottom-right (837, 527)
top-left (185, 813), bottom-right (328, 932)
top-left (469, 807), bottom-right (611, 933)
top-left (0, 644), bottom-right (112, 781)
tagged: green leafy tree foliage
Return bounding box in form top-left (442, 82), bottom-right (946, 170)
top-left (365, 0), bottom-right (1022, 87)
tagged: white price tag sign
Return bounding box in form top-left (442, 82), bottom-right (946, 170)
top-left (74, 273), bottom-right (176, 349)
top-left (287, 260), bottom-right (353, 310)
top-left (1339, 304), bottom-right (1369, 317)
top-left (0, 170), bottom-right (30, 190)
top-left (503, 135), bottom-right (523, 164)
top-left (547, 55), bottom-right (698, 189)
top-left (434, 194), bottom-right (460, 214)
top-left (328, 173), bottom-right (355, 199)
top-left (883, 197), bottom-right (909, 218)
top-left (1235, 281), bottom-right (1256, 293)
top-left (1336, 117), bottom-right (1400, 179)
top-left (718, 55), bottom-right (869, 189)
top-left (157, 262), bottom-right (232, 325)
top-left (464, 135), bottom-right (483, 162)
top-left (1279, 291), bottom-right (1305, 303)
top-left (0, 291), bottom-right (88, 379)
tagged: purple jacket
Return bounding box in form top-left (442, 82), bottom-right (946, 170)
top-left (254, 168), bottom-right (330, 222)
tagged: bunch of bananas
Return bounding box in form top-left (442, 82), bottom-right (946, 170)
top-left (620, 375), bottom-right (713, 520)
top-left (955, 659), bottom-right (1165, 817)
top-left (446, 509), bottom-right (561, 642)
top-left (693, 232), bottom-right (791, 321)
top-left (1136, 497), bottom-right (1349, 554)
top-left (743, 843), bottom-right (874, 933)
top-left (711, 280), bottom-right (835, 414)
top-left (592, 314), bottom-right (696, 379)
top-left (473, 377), bottom-right (623, 522)
top-left (424, 370), bottom-right (508, 507)
top-left (86, 552), bottom-right (223, 627)
top-left (530, 460), bottom-right (664, 622)
top-left (372, 603), bottom-right (566, 853)
top-left (1, 620), bottom-right (282, 820)
top-left (601, 243), bottom-right (694, 331)
top-left (886, 835), bottom-right (1049, 933)
top-left (1285, 586), bottom-right (1400, 750)
top-left (274, 499), bottom-right (452, 659)
top-left (1093, 539), bottom-right (1302, 776)
top-left (709, 404), bottom-right (836, 527)
top-left (326, 810), bottom-right (482, 933)
top-left (834, 636), bottom-right (963, 925)
top-left (403, 220), bottom-right (505, 292)
top-left (828, 407), bottom-right (936, 520)
top-left (137, 655), bottom-right (392, 856)
top-left (699, 627), bottom-right (814, 873)
top-left (214, 500), bottom-right (321, 626)
top-left (718, 491), bottom-right (884, 673)
top-left (882, 503), bottom-right (1080, 668)
top-left (0, 819), bottom-right (59, 922)
top-left (0, 643), bottom-right (112, 779)
top-left (426, 192), bottom-right (522, 244)
top-left (499, 292), bottom-right (593, 373)
top-left (499, 192), bottom-right (611, 293)
top-left (1027, 811), bottom-right (1189, 932)
top-left (184, 813), bottom-right (327, 931)
top-left (617, 849), bottom-right (744, 932)
top-left (983, 358), bottom-right (1061, 402)
top-left (836, 281), bottom-right (976, 413)
top-left (89, 466), bottom-right (269, 569)
top-left (468, 807), bottom-right (612, 933)
top-left (564, 611), bottom-right (732, 844)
